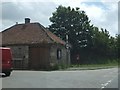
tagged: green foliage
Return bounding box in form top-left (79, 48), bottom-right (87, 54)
top-left (49, 5), bottom-right (119, 64)
top-left (50, 64), bottom-right (67, 70)
top-left (58, 64), bottom-right (67, 69)
top-left (116, 34), bottom-right (120, 58)
top-left (50, 64), bottom-right (59, 70)
top-left (49, 5), bottom-right (93, 50)
top-left (92, 27), bottom-right (117, 57)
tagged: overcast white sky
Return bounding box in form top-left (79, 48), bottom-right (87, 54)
top-left (0, 0), bottom-right (119, 37)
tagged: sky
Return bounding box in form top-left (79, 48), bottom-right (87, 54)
top-left (0, 0), bottom-right (119, 37)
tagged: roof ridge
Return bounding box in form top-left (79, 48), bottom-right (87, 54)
top-left (37, 23), bottom-right (56, 43)
top-left (2, 23), bottom-right (25, 33)
top-left (2, 22), bottom-right (66, 45)
top-left (37, 23), bottom-right (65, 45)
top-left (2, 24), bottom-right (17, 32)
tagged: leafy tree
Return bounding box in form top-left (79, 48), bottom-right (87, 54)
top-left (49, 5), bottom-right (94, 64)
top-left (92, 26), bottom-right (118, 63)
top-left (116, 34), bottom-right (120, 58)
top-left (108, 36), bottom-right (117, 58)
top-left (49, 5), bottom-right (118, 64)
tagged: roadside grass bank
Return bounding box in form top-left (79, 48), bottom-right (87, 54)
top-left (68, 65), bottom-right (118, 71)
top-left (71, 61), bottom-right (118, 67)
top-left (67, 60), bottom-right (118, 70)
top-left (49, 59), bottom-right (119, 71)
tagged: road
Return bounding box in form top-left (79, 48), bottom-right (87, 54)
top-left (1, 68), bottom-right (119, 89)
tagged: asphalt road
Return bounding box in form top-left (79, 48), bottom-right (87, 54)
top-left (1, 68), bottom-right (119, 89)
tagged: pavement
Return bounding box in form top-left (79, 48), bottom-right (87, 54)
top-left (1, 67), bottom-right (118, 89)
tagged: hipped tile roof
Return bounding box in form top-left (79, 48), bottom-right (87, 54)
top-left (2, 23), bottom-right (66, 45)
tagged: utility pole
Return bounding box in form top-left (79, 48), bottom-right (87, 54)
top-left (66, 34), bottom-right (70, 66)
top-left (61, 27), bottom-right (70, 67)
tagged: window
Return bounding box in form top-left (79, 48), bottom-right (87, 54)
top-left (57, 49), bottom-right (62, 60)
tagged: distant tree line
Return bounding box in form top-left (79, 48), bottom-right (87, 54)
top-left (48, 5), bottom-right (119, 64)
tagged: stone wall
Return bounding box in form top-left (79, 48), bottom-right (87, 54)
top-left (6, 44), bottom-right (70, 70)
top-left (50, 44), bottom-right (70, 68)
top-left (8, 45), bottom-right (29, 69)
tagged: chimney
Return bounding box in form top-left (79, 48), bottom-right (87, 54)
top-left (16, 22), bottom-right (18, 25)
top-left (25, 18), bottom-right (30, 24)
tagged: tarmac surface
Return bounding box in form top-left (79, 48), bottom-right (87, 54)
top-left (1, 67), bottom-right (119, 89)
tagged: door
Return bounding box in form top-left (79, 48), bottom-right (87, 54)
top-left (29, 47), bottom-right (50, 70)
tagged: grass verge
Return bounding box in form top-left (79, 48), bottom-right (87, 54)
top-left (68, 60), bottom-right (118, 70)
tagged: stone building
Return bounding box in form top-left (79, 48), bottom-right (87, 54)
top-left (2, 18), bottom-right (70, 70)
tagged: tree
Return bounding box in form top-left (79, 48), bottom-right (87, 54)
top-left (49, 5), bottom-right (118, 64)
top-left (92, 26), bottom-right (118, 63)
top-left (49, 6), bottom-right (93, 48)
top-left (92, 28), bottom-right (110, 55)
top-left (116, 34), bottom-right (120, 58)
top-left (49, 5), bottom-right (94, 64)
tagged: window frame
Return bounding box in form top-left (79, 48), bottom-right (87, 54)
top-left (57, 48), bottom-right (62, 60)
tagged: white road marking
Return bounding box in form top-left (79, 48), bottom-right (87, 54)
top-left (108, 80), bottom-right (112, 83)
top-left (101, 86), bottom-right (105, 89)
top-left (101, 80), bottom-right (112, 89)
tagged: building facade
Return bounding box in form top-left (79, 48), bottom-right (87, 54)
top-left (2, 18), bottom-right (70, 70)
